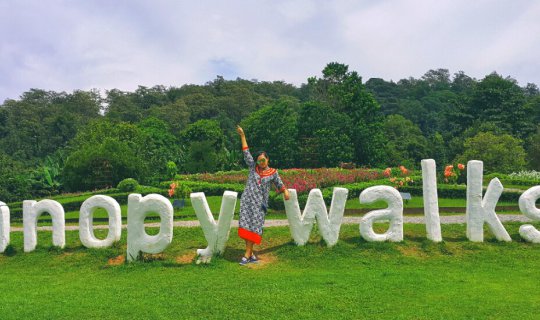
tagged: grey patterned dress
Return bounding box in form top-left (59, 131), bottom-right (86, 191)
top-left (238, 148), bottom-right (285, 244)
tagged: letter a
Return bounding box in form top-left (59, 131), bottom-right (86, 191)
top-left (359, 186), bottom-right (403, 242)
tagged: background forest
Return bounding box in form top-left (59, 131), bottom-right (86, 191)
top-left (1, 62), bottom-right (539, 202)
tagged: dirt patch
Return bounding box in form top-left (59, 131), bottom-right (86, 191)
top-left (108, 255), bottom-right (125, 266)
top-left (245, 253), bottom-right (278, 269)
top-left (176, 253), bottom-right (196, 264)
top-left (141, 253), bottom-right (166, 262)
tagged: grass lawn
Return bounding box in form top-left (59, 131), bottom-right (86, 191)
top-left (1, 222), bottom-right (540, 319)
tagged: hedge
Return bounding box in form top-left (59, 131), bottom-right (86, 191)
top-left (6, 186), bottom-right (169, 218)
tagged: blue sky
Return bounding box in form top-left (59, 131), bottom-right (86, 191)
top-left (1, 0), bottom-right (539, 102)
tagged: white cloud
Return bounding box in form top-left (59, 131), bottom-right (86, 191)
top-left (1, 0), bottom-right (539, 102)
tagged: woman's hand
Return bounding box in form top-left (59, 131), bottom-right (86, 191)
top-left (283, 189), bottom-right (290, 201)
top-left (236, 125), bottom-right (245, 136)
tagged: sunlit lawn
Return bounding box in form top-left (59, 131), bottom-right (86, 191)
top-left (1, 222), bottom-right (540, 319)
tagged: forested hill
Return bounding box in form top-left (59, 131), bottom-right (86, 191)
top-left (1, 63), bottom-right (539, 200)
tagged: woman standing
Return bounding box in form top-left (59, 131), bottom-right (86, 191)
top-left (236, 125), bottom-right (289, 265)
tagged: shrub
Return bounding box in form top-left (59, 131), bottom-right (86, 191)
top-left (62, 138), bottom-right (144, 191)
top-left (117, 178), bottom-right (140, 192)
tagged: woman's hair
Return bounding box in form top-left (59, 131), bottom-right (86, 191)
top-left (255, 151), bottom-right (269, 160)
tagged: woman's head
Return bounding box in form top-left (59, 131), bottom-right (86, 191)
top-left (255, 151), bottom-right (269, 169)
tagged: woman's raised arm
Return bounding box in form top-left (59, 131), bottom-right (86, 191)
top-left (237, 125), bottom-right (254, 168)
top-left (236, 125), bottom-right (248, 150)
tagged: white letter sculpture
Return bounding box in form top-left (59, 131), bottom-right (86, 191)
top-left (79, 195), bottom-right (122, 248)
top-left (518, 186), bottom-right (540, 243)
top-left (359, 186), bottom-right (403, 242)
top-left (127, 194), bottom-right (173, 262)
top-left (0, 201), bottom-right (9, 253)
top-left (421, 159), bottom-right (442, 242)
top-left (466, 160), bottom-right (511, 242)
top-left (23, 200), bottom-right (65, 252)
top-left (191, 191), bottom-right (238, 263)
top-left (284, 188), bottom-right (348, 247)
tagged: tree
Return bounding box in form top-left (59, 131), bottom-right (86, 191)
top-left (306, 63), bottom-right (387, 166)
top-left (137, 117), bottom-right (180, 182)
top-left (297, 102), bottom-right (353, 167)
top-left (147, 99), bottom-right (190, 135)
top-left (456, 132), bottom-right (526, 173)
top-left (184, 140), bottom-right (219, 173)
top-left (240, 101), bottom-right (298, 168)
top-left (467, 73), bottom-right (533, 139)
top-left (383, 115), bottom-right (429, 168)
top-left (179, 119), bottom-right (227, 173)
top-left (421, 69), bottom-right (451, 91)
top-left (0, 89), bottom-right (101, 161)
top-left (62, 138), bottom-right (144, 191)
top-left (526, 126), bottom-right (540, 170)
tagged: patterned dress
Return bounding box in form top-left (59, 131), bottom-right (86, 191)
top-left (238, 147), bottom-right (286, 244)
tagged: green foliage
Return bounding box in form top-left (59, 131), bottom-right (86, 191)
top-left (0, 89), bottom-right (101, 161)
top-left (2, 65), bottom-right (540, 199)
top-left (306, 62), bottom-right (387, 165)
top-left (297, 102), bottom-right (354, 167)
top-left (117, 178), bottom-right (140, 192)
top-left (526, 126), bottom-right (540, 170)
top-left (0, 154), bottom-right (33, 202)
top-left (167, 161), bottom-right (178, 180)
top-left (62, 138), bottom-right (144, 191)
top-left (241, 101), bottom-right (299, 168)
top-left (383, 115), bottom-right (429, 168)
top-left (184, 140), bottom-right (219, 173)
top-left (136, 117), bottom-right (180, 183)
top-left (456, 132), bottom-right (526, 173)
top-left (467, 73), bottom-right (533, 139)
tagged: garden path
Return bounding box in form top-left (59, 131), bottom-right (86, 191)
top-left (9, 214), bottom-right (533, 232)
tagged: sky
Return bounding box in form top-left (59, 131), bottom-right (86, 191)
top-left (1, 0), bottom-right (539, 102)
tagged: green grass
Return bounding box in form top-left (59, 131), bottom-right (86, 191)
top-left (1, 222), bottom-right (540, 319)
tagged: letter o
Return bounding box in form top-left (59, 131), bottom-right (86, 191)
top-left (79, 195), bottom-right (122, 248)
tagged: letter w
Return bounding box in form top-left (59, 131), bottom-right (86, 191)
top-left (284, 188), bottom-right (348, 247)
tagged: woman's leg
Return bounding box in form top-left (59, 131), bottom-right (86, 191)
top-left (244, 240), bottom-right (254, 258)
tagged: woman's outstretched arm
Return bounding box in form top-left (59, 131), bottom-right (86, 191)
top-left (236, 125), bottom-right (248, 150)
top-left (237, 125), bottom-right (254, 168)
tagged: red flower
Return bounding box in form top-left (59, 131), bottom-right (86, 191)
top-left (458, 163), bottom-right (465, 171)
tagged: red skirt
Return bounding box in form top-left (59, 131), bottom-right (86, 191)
top-left (238, 227), bottom-right (262, 244)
